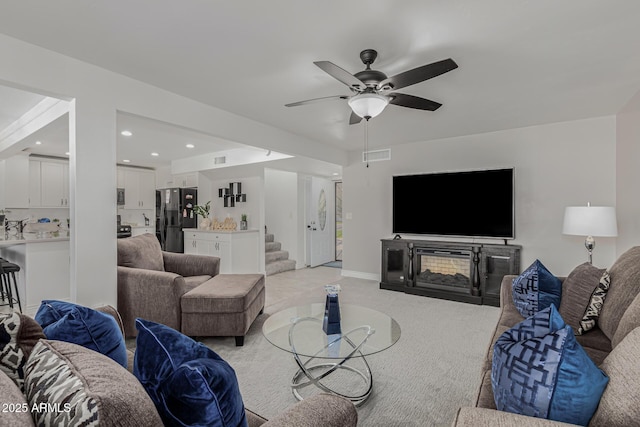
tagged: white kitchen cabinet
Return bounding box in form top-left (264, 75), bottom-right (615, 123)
top-left (139, 171), bottom-right (155, 208)
top-left (39, 160), bottom-right (69, 207)
top-left (117, 167), bottom-right (125, 188)
top-left (27, 158), bottom-right (69, 208)
top-left (173, 172), bottom-right (198, 188)
top-left (28, 160), bottom-right (41, 207)
top-left (1, 155), bottom-right (30, 208)
top-left (0, 238), bottom-right (70, 316)
top-left (182, 229), bottom-right (259, 274)
top-left (184, 233), bottom-right (215, 256)
top-left (121, 167), bottom-right (155, 209)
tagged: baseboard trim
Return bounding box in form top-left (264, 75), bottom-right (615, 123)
top-left (341, 270), bottom-right (380, 282)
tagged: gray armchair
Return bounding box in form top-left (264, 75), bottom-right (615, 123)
top-left (117, 233), bottom-right (219, 337)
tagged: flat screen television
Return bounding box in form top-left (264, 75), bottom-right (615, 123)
top-left (392, 168), bottom-right (514, 239)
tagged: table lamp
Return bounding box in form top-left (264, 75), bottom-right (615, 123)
top-left (562, 203), bottom-right (617, 264)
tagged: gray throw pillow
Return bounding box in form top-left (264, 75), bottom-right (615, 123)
top-left (0, 312), bottom-right (46, 391)
top-left (558, 262), bottom-right (605, 333)
top-left (577, 270), bottom-right (611, 335)
top-left (24, 340), bottom-right (163, 427)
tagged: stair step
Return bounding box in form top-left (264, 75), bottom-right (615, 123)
top-left (265, 233), bottom-right (274, 243)
top-left (266, 250), bottom-right (290, 264)
top-left (266, 259), bottom-right (296, 276)
top-left (265, 241), bottom-right (281, 252)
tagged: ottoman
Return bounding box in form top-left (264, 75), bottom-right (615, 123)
top-left (180, 273), bottom-right (265, 346)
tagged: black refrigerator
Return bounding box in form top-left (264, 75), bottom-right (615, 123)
top-left (156, 187), bottom-right (197, 252)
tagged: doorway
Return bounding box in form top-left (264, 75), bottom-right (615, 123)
top-left (305, 176), bottom-right (335, 267)
top-left (335, 181), bottom-right (342, 262)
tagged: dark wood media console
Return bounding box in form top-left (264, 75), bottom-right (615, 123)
top-left (380, 238), bottom-right (521, 306)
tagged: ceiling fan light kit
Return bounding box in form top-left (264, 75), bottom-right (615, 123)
top-left (348, 93), bottom-right (390, 119)
top-left (286, 49), bottom-right (458, 123)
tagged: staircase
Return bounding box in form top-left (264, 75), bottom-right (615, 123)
top-left (265, 232), bottom-right (296, 276)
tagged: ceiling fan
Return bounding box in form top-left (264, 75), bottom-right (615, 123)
top-left (286, 49), bottom-right (458, 124)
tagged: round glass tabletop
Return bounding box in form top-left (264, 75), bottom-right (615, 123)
top-left (262, 303), bottom-right (401, 359)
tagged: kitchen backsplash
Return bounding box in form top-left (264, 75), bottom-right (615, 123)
top-left (4, 208), bottom-right (70, 225)
top-left (117, 208), bottom-right (155, 226)
top-left (5, 208), bottom-right (155, 228)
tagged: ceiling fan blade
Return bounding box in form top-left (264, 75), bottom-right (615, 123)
top-left (349, 111), bottom-right (363, 125)
top-left (378, 58), bottom-right (458, 91)
top-left (314, 61), bottom-right (367, 91)
top-left (389, 93), bottom-right (442, 111)
top-left (285, 95), bottom-right (349, 107)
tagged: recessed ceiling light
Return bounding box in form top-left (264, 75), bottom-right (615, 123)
top-left (35, 141), bottom-right (42, 145)
top-left (151, 152), bottom-right (159, 157)
top-left (332, 172), bottom-right (339, 176)
top-left (186, 144), bottom-right (195, 149)
top-left (121, 130), bottom-right (133, 137)
top-left (65, 152), bottom-right (70, 156)
top-left (122, 159), bottom-right (131, 163)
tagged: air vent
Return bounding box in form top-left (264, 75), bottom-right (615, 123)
top-left (362, 149), bottom-right (391, 163)
top-left (214, 156), bottom-right (226, 165)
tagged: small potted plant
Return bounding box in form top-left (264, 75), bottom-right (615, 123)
top-left (240, 214), bottom-right (248, 230)
top-left (193, 201), bottom-right (211, 229)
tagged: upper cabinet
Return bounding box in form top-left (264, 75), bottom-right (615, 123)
top-left (174, 172), bottom-right (198, 188)
top-left (1, 156), bottom-right (70, 209)
top-left (1, 158), bottom-right (158, 211)
top-left (119, 166), bottom-right (155, 209)
top-left (155, 169), bottom-right (199, 189)
top-left (1, 155), bottom-right (30, 208)
top-left (29, 158), bottom-right (69, 208)
top-left (39, 160), bottom-right (69, 207)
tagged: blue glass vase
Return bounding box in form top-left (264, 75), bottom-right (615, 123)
top-left (322, 285), bottom-right (341, 335)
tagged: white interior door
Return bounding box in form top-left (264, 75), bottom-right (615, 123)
top-left (306, 176), bottom-right (335, 267)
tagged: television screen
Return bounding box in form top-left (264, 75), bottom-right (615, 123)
top-left (392, 168), bottom-right (514, 238)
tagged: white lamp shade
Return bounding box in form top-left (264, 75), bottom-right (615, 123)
top-left (348, 93), bottom-right (390, 118)
top-left (562, 206), bottom-right (618, 237)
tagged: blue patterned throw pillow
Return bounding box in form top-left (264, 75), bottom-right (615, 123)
top-left (34, 300), bottom-right (128, 368)
top-left (512, 259), bottom-right (562, 317)
top-left (492, 305), bottom-right (609, 426)
top-left (134, 318), bottom-right (248, 427)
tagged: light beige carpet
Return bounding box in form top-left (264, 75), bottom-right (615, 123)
top-left (198, 267), bottom-right (501, 427)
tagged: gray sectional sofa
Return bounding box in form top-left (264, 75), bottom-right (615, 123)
top-left (453, 246), bottom-right (640, 426)
top-left (0, 305), bottom-right (358, 427)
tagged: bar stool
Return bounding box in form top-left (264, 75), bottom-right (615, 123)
top-left (0, 258), bottom-right (22, 312)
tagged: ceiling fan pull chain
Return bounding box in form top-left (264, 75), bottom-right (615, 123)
top-left (365, 118), bottom-right (369, 168)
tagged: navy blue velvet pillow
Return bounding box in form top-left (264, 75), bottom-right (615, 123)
top-left (512, 259), bottom-right (562, 317)
top-left (34, 300), bottom-right (127, 368)
top-left (134, 318), bottom-right (247, 427)
top-left (492, 305), bottom-right (609, 426)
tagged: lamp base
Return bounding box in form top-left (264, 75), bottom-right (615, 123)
top-left (585, 235), bottom-right (595, 264)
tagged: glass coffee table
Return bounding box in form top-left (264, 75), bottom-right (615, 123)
top-left (262, 303), bottom-right (401, 406)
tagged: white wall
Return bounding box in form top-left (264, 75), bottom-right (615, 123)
top-left (342, 116), bottom-right (618, 279)
top-left (616, 90), bottom-right (640, 255)
top-left (265, 169), bottom-right (300, 267)
top-left (204, 176), bottom-right (261, 228)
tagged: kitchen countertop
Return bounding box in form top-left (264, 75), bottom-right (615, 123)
top-left (0, 231), bottom-right (70, 247)
top-left (182, 228), bottom-right (258, 233)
